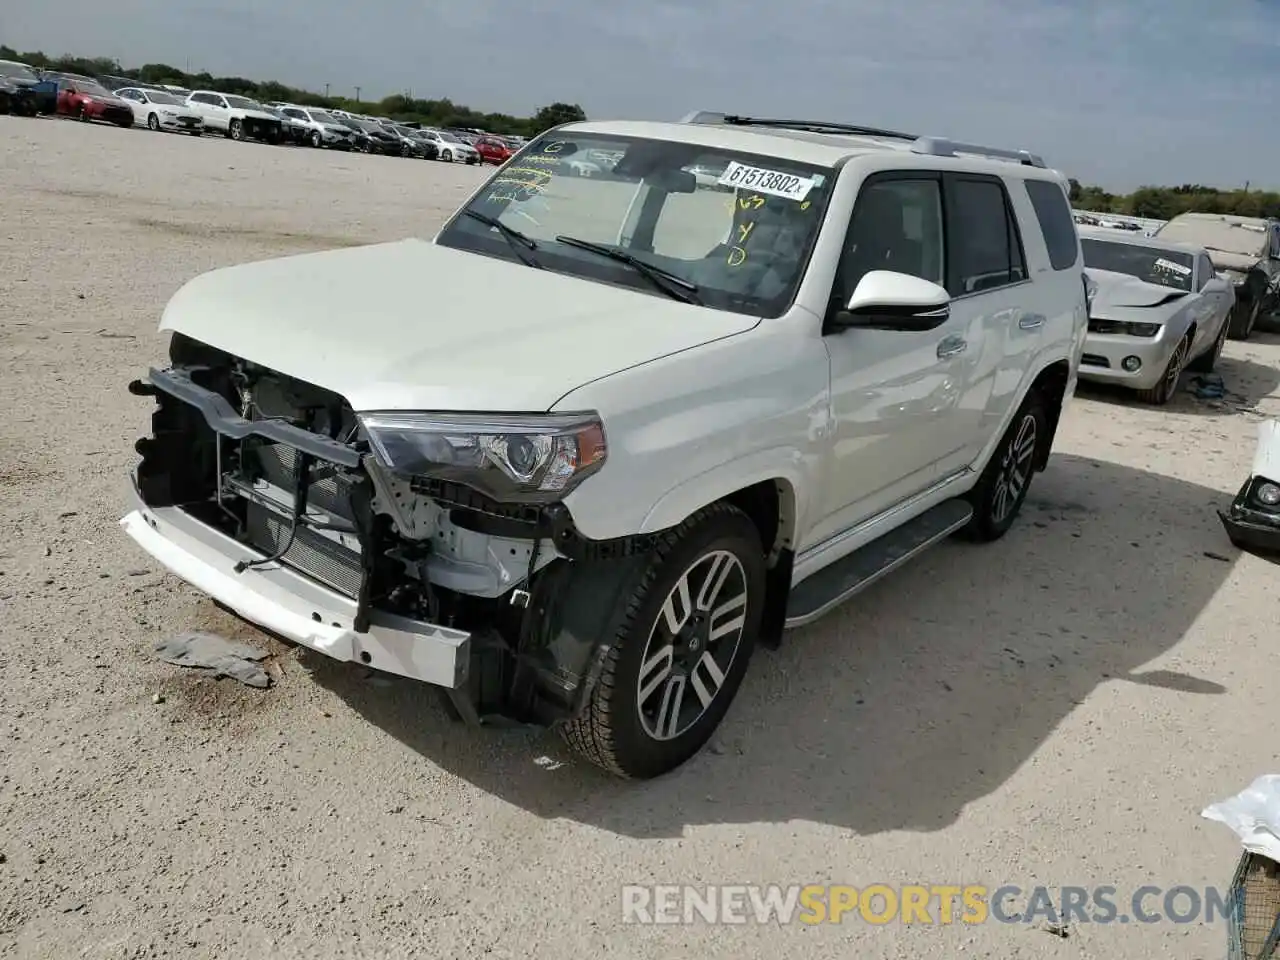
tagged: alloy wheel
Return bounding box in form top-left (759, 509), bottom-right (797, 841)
top-left (147, 113), bottom-right (159, 131)
top-left (991, 413), bottom-right (1038, 525)
top-left (1161, 337), bottom-right (1189, 402)
top-left (635, 550), bottom-right (749, 742)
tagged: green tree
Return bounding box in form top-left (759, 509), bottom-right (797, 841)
top-left (530, 102), bottom-right (587, 134)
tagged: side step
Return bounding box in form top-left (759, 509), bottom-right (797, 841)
top-left (784, 498), bottom-right (974, 628)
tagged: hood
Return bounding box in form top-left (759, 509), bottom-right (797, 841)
top-left (1204, 249), bottom-right (1260, 274)
top-left (1084, 268), bottom-right (1189, 310)
top-left (233, 107), bottom-right (279, 121)
top-left (159, 239), bottom-right (759, 412)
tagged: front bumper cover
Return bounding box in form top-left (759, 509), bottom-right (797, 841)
top-left (121, 477), bottom-right (472, 687)
top-left (1219, 477), bottom-right (1280, 559)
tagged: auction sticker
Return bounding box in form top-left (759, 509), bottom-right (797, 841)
top-left (717, 161), bottom-right (815, 201)
top-left (1154, 257), bottom-right (1191, 276)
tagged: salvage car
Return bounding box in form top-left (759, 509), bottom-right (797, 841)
top-left (185, 90), bottom-right (283, 143)
top-left (268, 107), bottom-right (311, 145)
top-left (1153, 213), bottom-right (1280, 340)
top-left (1219, 419), bottom-right (1280, 559)
top-left (52, 75), bottom-right (134, 126)
top-left (1078, 226), bottom-right (1234, 404)
top-left (114, 87), bottom-right (204, 134)
top-left (0, 59), bottom-right (57, 115)
top-left (276, 105), bottom-right (355, 149)
top-left (121, 113), bottom-right (1086, 779)
top-left (419, 129), bottom-right (481, 164)
top-left (339, 116), bottom-right (400, 154)
top-left (473, 135), bottom-right (515, 165)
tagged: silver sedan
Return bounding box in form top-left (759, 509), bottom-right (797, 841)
top-left (1078, 227), bottom-right (1235, 405)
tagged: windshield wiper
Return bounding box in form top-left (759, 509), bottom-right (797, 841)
top-left (463, 210), bottom-right (542, 268)
top-left (554, 235), bottom-right (701, 304)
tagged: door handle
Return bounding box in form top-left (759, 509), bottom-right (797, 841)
top-left (1018, 313), bottom-right (1046, 330)
top-left (936, 335), bottom-right (967, 360)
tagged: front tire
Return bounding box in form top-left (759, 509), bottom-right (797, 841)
top-left (147, 113), bottom-right (159, 131)
top-left (310, 130), bottom-right (322, 148)
top-left (1187, 319), bottom-right (1228, 374)
top-left (1135, 333), bottom-right (1189, 405)
top-left (561, 503), bottom-right (764, 779)
top-left (441, 149), bottom-right (453, 162)
top-left (229, 118), bottom-right (244, 141)
top-left (960, 392), bottom-right (1048, 542)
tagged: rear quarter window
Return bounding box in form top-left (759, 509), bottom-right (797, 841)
top-left (1024, 179), bottom-right (1080, 271)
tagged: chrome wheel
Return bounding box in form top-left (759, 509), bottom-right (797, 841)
top-left (636, 550), bottom-right (748, 742)
top-left (1161, 337), bottom-right (1189, 401)
top-left (991, 413), bottom-right (1037, 525)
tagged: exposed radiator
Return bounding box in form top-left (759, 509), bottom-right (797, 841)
top-left (245, 501), bottom-right (363, 599)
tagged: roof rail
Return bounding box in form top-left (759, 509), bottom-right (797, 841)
top-left (680, 111), bottom-right (919, 141)
top-left (679, 111), bottom-right (1047, 168)
top-left (910, 137), bottom-right (1045, 167)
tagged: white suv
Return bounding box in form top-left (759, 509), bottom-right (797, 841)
top-left (120, 112), bottom-right (1087, 779)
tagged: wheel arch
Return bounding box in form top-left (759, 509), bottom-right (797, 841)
top-left (1028, 358), bottom-right (1071, 471)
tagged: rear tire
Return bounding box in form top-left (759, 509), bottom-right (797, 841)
top-left (560, 503), bottom-right (764, 779)
top-left (959, 392), bottom-right (1048, 542)
top-left (1228, 296), bottom-right (1260, 340)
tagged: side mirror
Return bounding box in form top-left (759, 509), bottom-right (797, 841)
top-left (832, 270), bottom-right (952, 332)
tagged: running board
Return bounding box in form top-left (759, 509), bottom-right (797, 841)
top-left (784, 498), bottom-right (973, 628)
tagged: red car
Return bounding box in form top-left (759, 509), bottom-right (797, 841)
top-left (53, 75), bottom-right (134, 127)
top-left (474, 136), bottom-right (516, 165)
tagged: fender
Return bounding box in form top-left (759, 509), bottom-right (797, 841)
top-left (638, 446), bottom-right (815, 545)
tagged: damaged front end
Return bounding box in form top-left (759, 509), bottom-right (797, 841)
top-left (121, 333), bottom-right (649, 726)
top-left (1219, 419), bottom-right (1280, 561)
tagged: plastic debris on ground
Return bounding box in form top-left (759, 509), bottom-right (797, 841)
top-left (153, 631), bottom-right (272, 688)
top-left (1188, 373), bottom-right (1227, 400)
top-left (1203, 775), bottom-right (1280, 959)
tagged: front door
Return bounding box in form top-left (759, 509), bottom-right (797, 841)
top-left (808, 173), bottom-right (976, 547)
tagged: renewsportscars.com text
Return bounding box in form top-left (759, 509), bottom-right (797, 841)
top-left (621, 884), bottom-right (1231, 926)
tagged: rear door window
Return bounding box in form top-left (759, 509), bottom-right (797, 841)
top-left (1024, 179), bottom-right (1080, 271)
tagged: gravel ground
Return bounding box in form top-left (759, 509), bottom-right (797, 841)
top-left (3, 116), bottom-right (1280, 960)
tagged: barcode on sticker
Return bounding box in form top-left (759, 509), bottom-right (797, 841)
top-left (1154, 257), bottom-right (1191, 276)
top-left (717, 162), bottom-right (814, 201)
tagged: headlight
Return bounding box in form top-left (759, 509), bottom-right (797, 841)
top-left (1255, 480), bottom-right (1280, 508)
top-left (1087, 318), bottom-right (1162, 337)
top-left (359, 412), bottom-right (607, 503)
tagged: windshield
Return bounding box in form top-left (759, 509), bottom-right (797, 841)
top-left (436, 131), bottom-right (834, 318)
top-left (0, 61), bottom-right (38, 81)
top-left (1081, 238), bottom-right (1195, 291)
top-left (437, 131), bottom-right (463, 143)
top-left (145, 90), bottom-right (184, 105)
top-left (311, 110), bottom-right (339, 124)
top-left (79, 81), bottom-right (113, 98)
top-left (224, 95), bottom-right (262, 111)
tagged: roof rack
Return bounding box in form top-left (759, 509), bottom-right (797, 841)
top-left (679, 111), bottom-right (1047, 168)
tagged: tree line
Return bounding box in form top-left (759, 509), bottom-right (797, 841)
top-left (0, 45), bottom-right (587, 136)
top-left (1069, 179), bottom-right (1280, 221)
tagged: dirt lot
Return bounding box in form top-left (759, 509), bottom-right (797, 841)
top-left (3, 116), bottom-right (1280, 960)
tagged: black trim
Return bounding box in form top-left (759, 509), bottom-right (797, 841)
top-left (143, 366), bottom-right (362, 468)
top-left (1218, 476), bottom-right (1280, 559)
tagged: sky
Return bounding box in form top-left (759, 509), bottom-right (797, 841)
top-left (4, 0), bottom-right (1278, 192)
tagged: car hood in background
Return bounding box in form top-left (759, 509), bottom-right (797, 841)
top-left (1084, 268), bottom-right (1190, 311)
top-left (159, 239), bottom-right (759, 412)
top-left (232, 108), bottom-right (280, 122)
